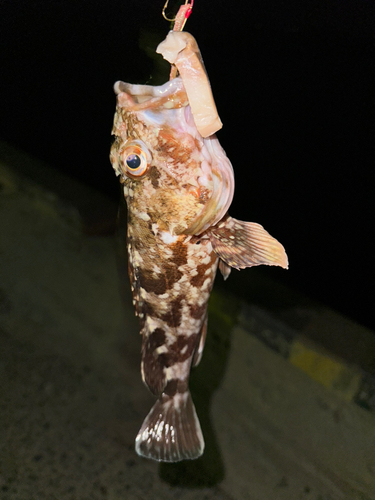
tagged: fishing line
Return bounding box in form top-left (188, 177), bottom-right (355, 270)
top-left (161, 0), bottom-right (195, 79)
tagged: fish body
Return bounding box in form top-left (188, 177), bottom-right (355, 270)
top-left (110, 36), bottom-right (288, 463)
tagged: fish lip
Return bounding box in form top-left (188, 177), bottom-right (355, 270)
top-left (114, 77), bottom-right (185, 101)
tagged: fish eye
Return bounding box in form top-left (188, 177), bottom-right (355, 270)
top-left (121, 141), bottom-right (151, 178)
top-left (126, 154), bottom-right (141, 170)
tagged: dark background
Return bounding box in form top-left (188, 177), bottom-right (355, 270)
top-left (0, 0), bottom-right (373, 329)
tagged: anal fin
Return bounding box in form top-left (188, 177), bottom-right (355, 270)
top-left (219, 259), bottom-right (232, 280)
top-left (209, 214), bottom-right (288, 271)
top-left (135, 390), bottom-right (204, 462)
top-left (192, 315), bottom-right (207, 367)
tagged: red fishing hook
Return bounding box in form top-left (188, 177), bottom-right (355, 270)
top-left (162, 0), bottom-right (194, 32)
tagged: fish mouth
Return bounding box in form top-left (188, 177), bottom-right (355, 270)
top-left (114, 78), bottom-right (188, 109)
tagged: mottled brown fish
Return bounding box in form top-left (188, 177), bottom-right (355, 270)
top-left (110, 32), bottom-right (288, 462)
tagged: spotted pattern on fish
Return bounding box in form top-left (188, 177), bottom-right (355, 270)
top-left (132, 229), bottom-right (218, 396)
top-left (110, 76), bottom-right (288, 463)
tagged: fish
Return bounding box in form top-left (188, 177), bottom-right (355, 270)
top-left (110, 31), bottom-right (288, 463)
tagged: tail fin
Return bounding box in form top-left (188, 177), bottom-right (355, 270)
top-left (135, 390), bottom-right (204, 462)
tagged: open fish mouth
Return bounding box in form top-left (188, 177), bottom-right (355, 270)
top-left (114, 78), bottom-right (188, 110)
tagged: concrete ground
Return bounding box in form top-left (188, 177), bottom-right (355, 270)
top-left (1, 145), bottom-right (374, 500)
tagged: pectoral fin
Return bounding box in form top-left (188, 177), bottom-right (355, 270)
top-left (208, 214), bottom-right (288, 270)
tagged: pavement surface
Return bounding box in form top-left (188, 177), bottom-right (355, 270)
top-left (1, 146), bottom-right (375, 500)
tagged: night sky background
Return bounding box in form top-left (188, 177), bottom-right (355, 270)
top-left (0, 0), bottom-right (373, 330)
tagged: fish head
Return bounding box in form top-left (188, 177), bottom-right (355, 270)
top-left (110, 77), bottom-right (234, 235)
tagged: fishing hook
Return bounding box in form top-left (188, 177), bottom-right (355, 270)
top-left (162, 0), bottom-right (194, 31)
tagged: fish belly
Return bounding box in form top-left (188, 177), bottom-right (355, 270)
top-left (129, 233), bottom-right (217, 393)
